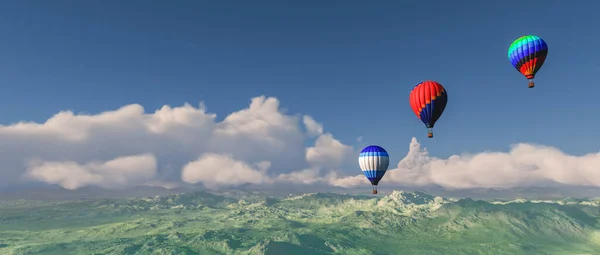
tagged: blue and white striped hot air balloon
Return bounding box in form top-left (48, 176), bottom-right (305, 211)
top-left (358, 145), bottom-right (390, 194)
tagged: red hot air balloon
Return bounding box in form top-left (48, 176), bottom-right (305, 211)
top-left (409, 80), bottom-right (448, 138)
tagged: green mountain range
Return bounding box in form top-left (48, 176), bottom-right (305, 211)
top-left (1, 190), bottom-right (600, 255)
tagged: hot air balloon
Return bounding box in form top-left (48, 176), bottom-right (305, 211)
top-left (409, 80), bottom-right (448, 138)
top-left (358, 145), bottom-right (389, 194)
top-left (508, 35), bottom-right (548, 88)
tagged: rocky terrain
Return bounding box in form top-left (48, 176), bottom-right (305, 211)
top-left (1, 190), bottom-right (600, 254)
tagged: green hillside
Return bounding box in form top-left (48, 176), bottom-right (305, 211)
top-left (1, 190), bottom-right (600, 255)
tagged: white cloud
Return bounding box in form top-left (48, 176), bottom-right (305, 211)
top-left (303, 115), bottom-right (353, 168)
top-left (26, 154), bottom-right (157, 190)
top-left (331, 137), bottom-right (600, 190)
top-left (302, 116), bottom-right (323, 137)
top-left (356, 136), bottom-right (363, 143)
top-left (0, 95), bottom-right (353, 190)
top-left (2, 95), bottom-right (600, 191)
top-left (181, 153), bottom-right (271, 189)
top-left (276, 168), bottom-right (322, 185)
top-left (208, 97), bottom-right (307, 173)
top-left (306, 134), bottom-right (353, 169)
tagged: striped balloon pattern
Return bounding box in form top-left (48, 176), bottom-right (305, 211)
top-left (358, 145), bottom-right (389, 193)
top-left (508, 35), bottom-right (548, 88)
top-left (409, 80), bottom-right (448, 138)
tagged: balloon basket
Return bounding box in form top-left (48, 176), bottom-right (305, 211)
top-left (528, 80), bottom-right (535, 88)
top-left (372, 190), bottom-right (378, 194)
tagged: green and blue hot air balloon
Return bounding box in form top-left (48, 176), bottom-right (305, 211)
top-left (508, 35), bottom-right (548, 88)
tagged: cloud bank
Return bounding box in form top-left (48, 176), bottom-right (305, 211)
top-left (334, 138), bottom-right (600, 189)
top-left (1, 95), bottom-right (600, 191)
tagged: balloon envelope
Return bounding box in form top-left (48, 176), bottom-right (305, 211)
top-left (358, 145), bottom-right (389, 186)
top-left (409, 80), bottom-right (448, 138)
top-left (508, 35), bottom-right (548, 87)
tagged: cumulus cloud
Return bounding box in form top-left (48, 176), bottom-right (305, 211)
top-left (0, 95), bottom-right (353, 190)
top-left (25, 154), bottom-right (157, 190)
top-left (181, 153), bottom-right (271, 189)
top-left (333, 138), bottom-right (600, 190)
top-left (302, 116), bottom-right (323, 137)
top-left (302, 115), bottom-right (353, 168)
top-left (2, 95), bottom-right (600, 191)
top-left (306, 133), bottom-right (353, 169)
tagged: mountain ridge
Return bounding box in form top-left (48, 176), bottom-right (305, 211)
top-left (2, 190), bottom-right (600, 254)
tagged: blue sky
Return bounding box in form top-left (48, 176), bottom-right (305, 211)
top-left (0, 0), bottom-right (598, 160)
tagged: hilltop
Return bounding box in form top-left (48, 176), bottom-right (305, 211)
top-left (1, 190), bottom-right (600, 254)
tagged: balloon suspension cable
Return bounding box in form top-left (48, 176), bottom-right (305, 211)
top-left (427, 128), bottom-right (433, 138)
top-left (528, 79), bottom-right (535, 88)
top-left (372, 185), bottom-right (378, 194)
